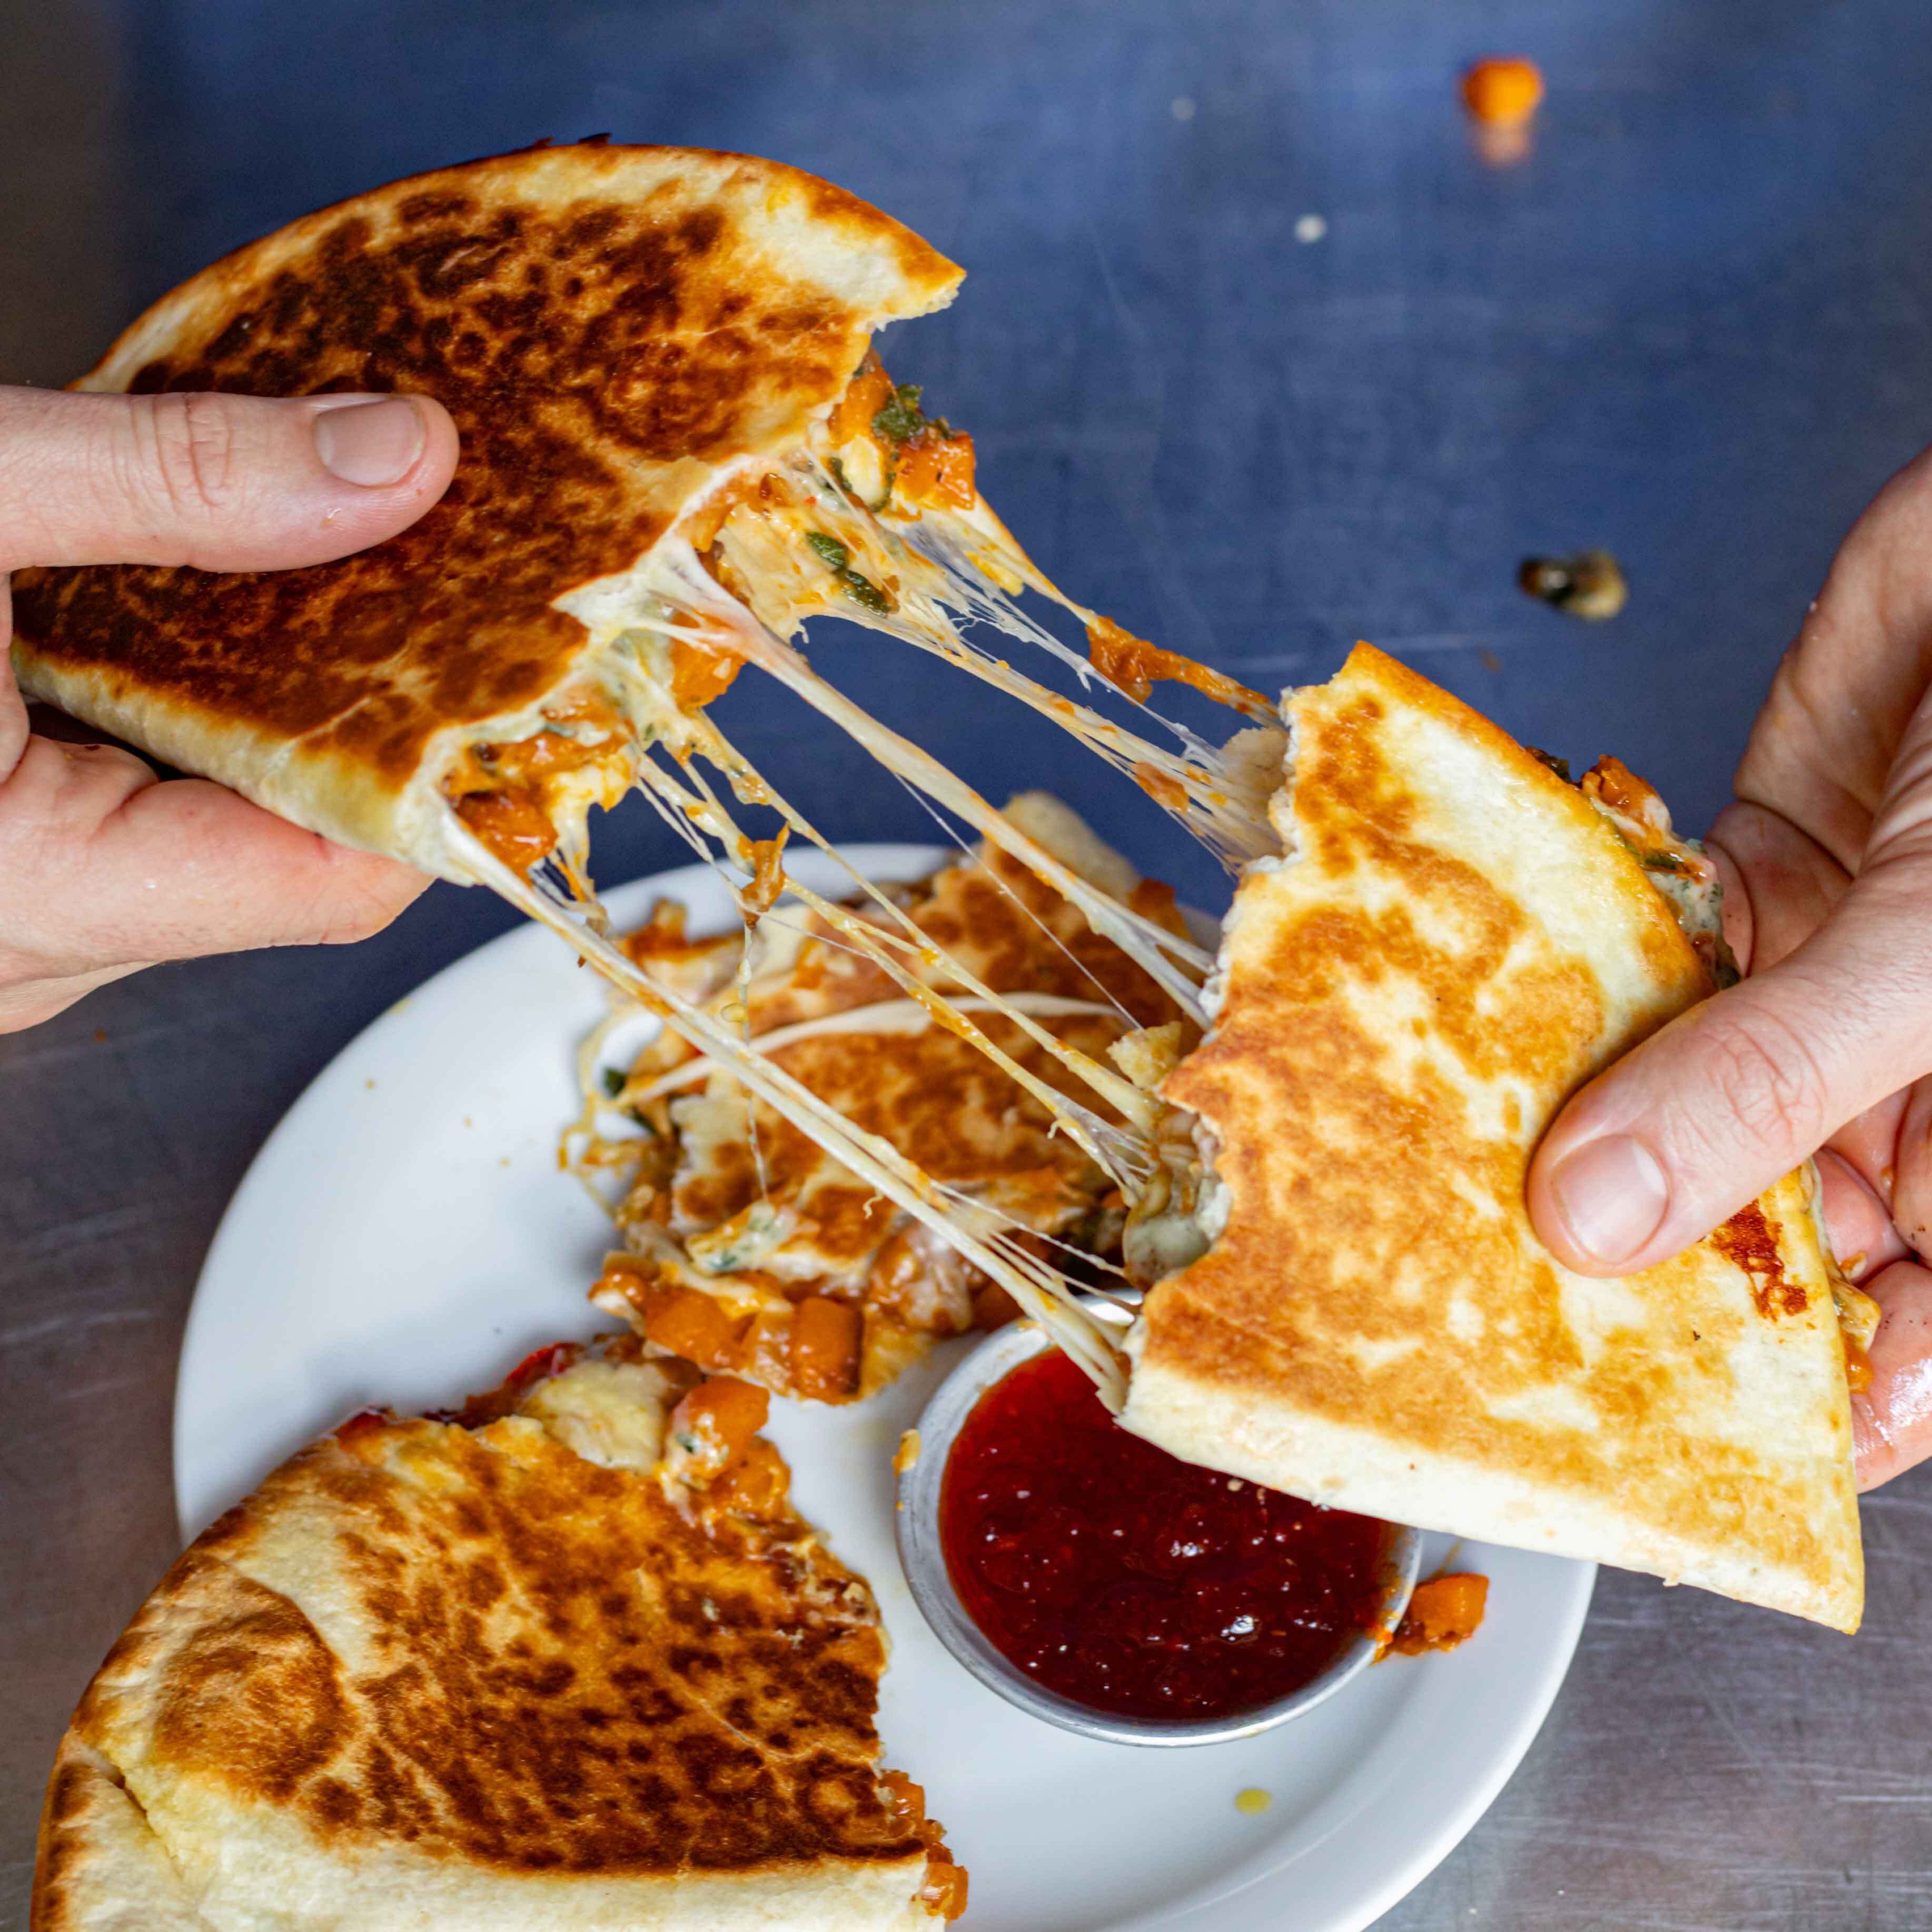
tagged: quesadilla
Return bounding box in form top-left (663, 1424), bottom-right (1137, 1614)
top-left (572, 794), bottom-right (1194, 1400)
top-left (34, 1336), bottom-right (964, 1931)
top-left (1112, 645), bottom-right (1869, 1630)
top-left (8, 141), bottom-right (1261, 1384)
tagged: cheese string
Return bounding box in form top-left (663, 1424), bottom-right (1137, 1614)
top-left (620, 729), bottom-right (1155, 1183)
top-left (647, 542), bottom-right (1212, 1022)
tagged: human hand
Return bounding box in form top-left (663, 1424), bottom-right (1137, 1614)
top-left (1528, 445), bottom-right (1932, 1490)
top-left (0, 384), bottom-right (459, 1031)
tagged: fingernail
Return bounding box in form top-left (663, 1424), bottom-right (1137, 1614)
top-left (312, 397), bottom-right (426, 486)
top-left (1547, 1134), bottom-right (1670, 1267)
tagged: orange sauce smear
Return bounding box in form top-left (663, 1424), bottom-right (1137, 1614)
top-left (896, 427), bottom-right (977, 509)
top-left (1086, 615), bottom-right (1270, 715)
top-left (828, 355), bottom-right (896, 445)
top-left (669, 634), bottom-right (745, 708)
top-left (1131, 761), bottom-right (1191, 814)
top-left (790, 1295), bottom-right (863, 1400)
top-left (740, 831), bottom-right (790, 919)
top-left (882, 1771), bottom-right (969, 1921)
top-left (447, 691), bottom-right (628, 873)
top-left (454, 789), bottom-right (561, 871)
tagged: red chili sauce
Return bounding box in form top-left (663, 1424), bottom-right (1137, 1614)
top-left (939, 1350), bottom-right (1394, 1721)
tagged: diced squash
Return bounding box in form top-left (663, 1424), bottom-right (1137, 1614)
top-left (640, 1282), bottom-right (745, 1371)
top-left (1390, 1573), bottom-right (1490, 1655)
top-left (790, 1295), bottom-right (862, 1400)
top-left (709, 1439), bottom-right (790, 1520)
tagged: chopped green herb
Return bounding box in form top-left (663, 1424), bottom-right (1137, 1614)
top-left (600, 1066), bottom-right (627, 1098)
top-left (1527, 747), bottom-right (1573, 784)
top-left (1642, 850), bottom-right (1688, 875)
top-left (839, 570), bottom-right (893, 614)
top-left (805, 527), bottom-right (892, 612)
top-left (873, 383), bottom-right (932, 444)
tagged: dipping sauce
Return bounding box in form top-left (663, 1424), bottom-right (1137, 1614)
top-left (939, 1350), bottom-right (1395, 1721)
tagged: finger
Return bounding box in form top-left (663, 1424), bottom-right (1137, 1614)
top-left (1812, 1147), bottom-right (1909, 1281)
top-left (1733, 441), bottom-right (1932, 871)
top-left (0, 961), bottom-right (144, 1035)
top-left (1890, 1077), bottom-right (1932, 1261)
top-left (2, 762), bottom-right (432, 973)
top-left (1527, 864), bottom-right (1932, 1275)
top-left (1703, 834), bottom-right (1755, 974)
top-left (0, 578), bottom-right (21, 776)
top-left (93, 779), bottom-right (432, 956)
top-left (1823, 1088), bottom-right (1909, 1211)
top-left (1705, 800), bottom-right (1850, 976)
top-left (0, 384), bottom-right (458, 573)
top-left (1851, 1259), bottom-right (1932, 1491)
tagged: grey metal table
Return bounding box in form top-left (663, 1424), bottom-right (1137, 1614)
top-left (5, 0), bottom-right (1931, 1925)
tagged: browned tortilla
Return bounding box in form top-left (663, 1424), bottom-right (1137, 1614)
top-left (1121, 645), bottom-right (1863, 1630)
top-left (8, 143), bottom-right (960, 864)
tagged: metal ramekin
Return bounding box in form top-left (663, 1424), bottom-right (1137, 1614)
top-left (895, 1317), bottom-right (1422, 1747)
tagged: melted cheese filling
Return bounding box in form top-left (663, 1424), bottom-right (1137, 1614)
top-left (435, 348), bottom-right (1783, 1402)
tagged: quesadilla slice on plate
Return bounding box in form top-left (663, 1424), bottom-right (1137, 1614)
top-left (34, 1338), bottom-right (963, 1931)
top-left (571, 795), bottom-right (1197, 1400)
top-left (1112, 645), bottom-right (1868, 1630)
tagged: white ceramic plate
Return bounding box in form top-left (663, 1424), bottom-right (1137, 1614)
top-left (177, 846), bottom-right (1596, 1932)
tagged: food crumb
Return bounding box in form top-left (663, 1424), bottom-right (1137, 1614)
top-left (1389, 1572), bottom-right (1490, 1656)
top-left (1479, 648), bottom-right (1503, 674)
top-left (364, 1078), bottom-right (377, 1090)
top-left (1171, 95), bottom-right (1197, 122)
top-left (92, 1027), bottom-right (107, 1044)
top-left (1293, 213), bottom-right (1327, 244)
top-left (1461, 57), bottom-right (1544, 127)
top-left (1235, 1787), bottom-right (1273, 1815)
top-left (1519, 550), bottom-right (1628, 622)
top-left (895, 1429), bottom-right (923, 1476)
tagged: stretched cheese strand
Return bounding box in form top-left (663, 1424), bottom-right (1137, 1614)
top-left (655, 718), bottom-right (1160, 1123)
top-left (623, 994), bottom-right (1127, 1105)
top-left (646, 542), bottom-right (1213, 1019)
top-left (621, 740), bottom-right (1153, 1182)
top-left (722, 460), bottom-right (1283, 869)
top-left (681, 700), bottom-right (1159, 1038)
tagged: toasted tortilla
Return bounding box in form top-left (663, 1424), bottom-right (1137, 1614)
top-left (8, 142), bottom-right (960, 873)
top-left (34, 1348), bottom-right (960, 1931)
top-left (1118, 644), bottom-right (1864, 1631)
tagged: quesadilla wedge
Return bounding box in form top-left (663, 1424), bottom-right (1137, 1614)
top-left (34, 1336), bottom-right (963, 1932)
top-left (572, 794), bottom-right (1195, 1400)
top-left (1113, 645), bottom-right (1868, 1630)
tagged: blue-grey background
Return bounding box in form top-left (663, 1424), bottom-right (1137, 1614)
top-left (6, 2), bottom-right (1931, 1926)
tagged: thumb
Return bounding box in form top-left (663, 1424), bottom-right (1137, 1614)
top-left (0, 384), bottom-right (458, 573)
top-left (1528, 851), bottom-right (1932, 1274)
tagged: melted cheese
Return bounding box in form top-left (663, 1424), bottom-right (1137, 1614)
top-left (435, 353), bottom-right (1294, 1396)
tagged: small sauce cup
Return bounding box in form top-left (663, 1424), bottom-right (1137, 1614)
top-left (896, 1317), bottom-right (1422, 1747)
